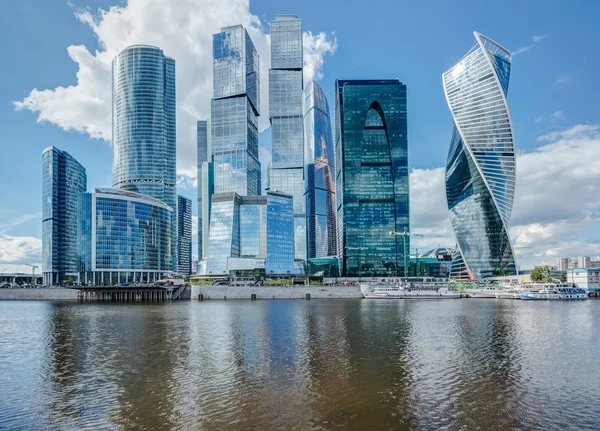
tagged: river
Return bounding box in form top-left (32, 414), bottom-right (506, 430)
top-left (1, 299), bottom-right (599, 430)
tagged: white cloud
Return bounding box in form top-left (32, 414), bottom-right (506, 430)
top-left (534, 110), bottom-right (564, 124)
top-left (0, 235), bottom-right (42, 264)
top-left (14, 0), bottom-right (336, 183)
top-left (412, 124), bottom-right (600, 267)
top-left (0, 213), bottom-right (40, 235)
top-left (553, 74), bottom-right (572, 87)
top-left (512, 34), bottom-right (549, 56)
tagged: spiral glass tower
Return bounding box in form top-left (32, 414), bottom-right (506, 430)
top-left (443, 32), bottom-right (517, 280)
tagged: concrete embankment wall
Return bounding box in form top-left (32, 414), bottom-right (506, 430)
top-left (192, 285), bottom-right (362, 300)
top-left (0, 288), bottom-right (78, 300)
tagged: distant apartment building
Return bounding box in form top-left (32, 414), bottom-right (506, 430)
top-left (335, 79), bottom-right (409, 277)
top-left (558, 257), bottom-right (570, 271)
top-left (578, 256), bottom-right (591, 269)
top-left (42, 146), bottom-right (87, 286)
top-left (177, 195), bottom-right (192, 276)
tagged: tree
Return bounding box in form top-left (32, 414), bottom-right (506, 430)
top-left (530, 265), bottom-right (552, 283)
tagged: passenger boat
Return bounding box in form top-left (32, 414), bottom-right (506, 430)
top-left (360, 282), bottom-right (461, 299)
top-left (465, 283), bottom-right (525, 299)
top-left (520, 284), bottom-right (588, 300)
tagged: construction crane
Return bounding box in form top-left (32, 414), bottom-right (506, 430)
top-left (25, 264), bottom-right (39, 286)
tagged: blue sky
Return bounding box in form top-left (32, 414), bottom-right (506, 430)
top-left (2, 0), bottom-right (600, 270)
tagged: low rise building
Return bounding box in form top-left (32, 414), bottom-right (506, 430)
top-left (567, 268), bottom-right (600, 291)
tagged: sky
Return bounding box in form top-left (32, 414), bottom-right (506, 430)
top-left (2, 0), bottom-right (600, 273)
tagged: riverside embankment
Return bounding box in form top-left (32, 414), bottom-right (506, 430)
top-left (191, 285), bottom-right (362, 300)
top-left (0, 285), bottom-right (362, 301)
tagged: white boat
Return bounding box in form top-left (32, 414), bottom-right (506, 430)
top-left (465, 284), bottom-right (525, 299)
top-left (520, 284), bottom-right (588, 300)
top-left (360, 282), bottom-right (461, 299)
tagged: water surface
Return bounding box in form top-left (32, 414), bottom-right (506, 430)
top-left (1, 299), bottom-right (599, 430)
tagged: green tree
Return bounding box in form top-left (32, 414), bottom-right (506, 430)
top-left (530, 265), bottom-right (552, 282)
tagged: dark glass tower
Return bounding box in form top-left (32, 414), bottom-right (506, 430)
top-left (197, 120), bottom-right (209, 260)
top-left (177, 195), bottom-right (192, 276)
top-left (335, 80), bottom-right (409, 277)
top-left (443, 32), bottom-right (517, 280)
top-left (42, 146), bottom-right (87, 286)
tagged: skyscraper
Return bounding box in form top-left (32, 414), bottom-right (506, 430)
top-left (211, 25), bottom-right (261, 196)
top-left (200, 161), bottom-right (214, 263)
top-left (269, 15), bottom-right (306, 263)
top-left (42, 146), bottom-right (87, 286)
top-left (443, 32), bottom-right (517, 280)
top-left (335, 80), bottom-right (409, 277)
top-left (112, 45), bottom-right (177, 270)
top-left (177, 195), bottom-right (192, 276)
top-left (303, 81), bottom-right (337, 272)
top-left (197, 120), bottom-right (209, 260)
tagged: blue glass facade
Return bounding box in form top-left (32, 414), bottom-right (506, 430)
top-left (335, 80), bottom-right (409, 277)
top-left (112, 45), bottom-right (177, 271)
top-left (42, 146), bottom-right (87, 286)
top-left (77, 188), bottom-right (172, 284)
top-left (197, 120), bottom-right (209, 260)
top-left (211, 25), bottom-right (261, 197)
top-left (443, 32), bottom-right (517, 280)
top-left (303, 81), bottom-right (337, 270)
top-left (269, 15), bottom-right (306, 263)
top-left (177, 195), bottom-right (192, 276)
top-left (200, 162), bottom-right (214, 264)
top-left (206, 191), bottom-right (295, 276)
top-left (266, 191), bottom-right (295, 275)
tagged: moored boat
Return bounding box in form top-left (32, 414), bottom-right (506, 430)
top-left (520, 284), bottom-right (588, 300)
top-left (360, 282), bottom-right (461, 299)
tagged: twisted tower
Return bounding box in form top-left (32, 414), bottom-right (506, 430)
top-left (443, 32), bottom-right (517, 279)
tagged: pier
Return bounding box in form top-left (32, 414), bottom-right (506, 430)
top-left (75, 284), bottom-right (189, 302)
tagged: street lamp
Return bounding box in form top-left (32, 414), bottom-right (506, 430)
top-left (389, 230), bottom-right (410, 278)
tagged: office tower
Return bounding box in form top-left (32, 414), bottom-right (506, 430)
top-left (200, 161), bottom-right (214, 262)
top-left (177, 195), bottom-right (192, 276)
top-left (197, 120), bottom-right (209, 260)
top-left (211, 25), bottom-right (261, 196)
top-left (77, 189), bottom-right (173, 285)
top-left (303, 81), bottom-right (338, 275)
top-left (112, 45), bottom-right (177, 270)
top-left (205, 191), bottom-right (295, 276)
top-left (558, 258), bottom-right (570, 272)
top-left (443, 32), bottom-right (517, 280)
top-left (578, 256), bottom-right (591, 269)
top-left (335, 80), bottom-right (409, 277)
top-left (41, 146), bottom-right (87, 286)
top-left (269, 15), bottom-right (306, 263)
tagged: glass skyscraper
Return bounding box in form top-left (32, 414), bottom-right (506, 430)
top-left (211, 25), bottom-right (261, 196)
top-left (335, 80), bottom-right (409, 277)
top-left (303, 81), bottom-right (337, 271)
top-left (197, 120), bottom-right (209, 260)
top-left (443, 32), bottom-right (517, 280)
top-left (78, 188), bottom-right (173, 285)
top-left (266, 191), bottom-right (295, 275)
top-left (269, 15), bottom-right (306, 263)
top-left (112, 45), bottom-right (177, 270)
top-left (42, 146), bottom-right (87, 286)
top-left (177, 195), bottom-right (192, 276)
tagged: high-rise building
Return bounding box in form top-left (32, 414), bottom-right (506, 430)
top-left (42, 146), bottom-right (87, 286)
top-left (77, 188), bottom-right (173, 285)
top-left (335, 80), bottom-right (409, 277)
top-left (112, 45), bottom-right (177, 270)
top-left (200, 161), bottom-right (214, 263)
top-left (177, 195), bottom-right (192, 276)
top-left (303, 81), bottom-right (337, 274)
top-left (205, 191), bottom-right (295, 276)
top-left (269, 15), bottom-right (306, 263)
top-left (211, 25), bottom-right (261, 196)
top-left (558, 257), bottom-right (570, 272)
top-left (443, 32), bottom-right (517, 280)
top-left (578, 256), bottom-right (591, 269)
top-left (197, 120), bottom-right (209, 260)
